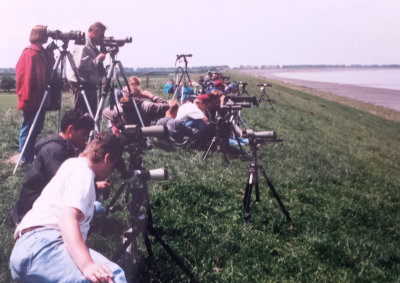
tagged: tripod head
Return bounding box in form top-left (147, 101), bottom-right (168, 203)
top-left (100, 36), bottom-right (132, 57)
top-left (175, 54), bottom-right (192, 68)
top-left (242, 129), bottom-right (282, 151)
top-left (257, 84), bottom-right (272, 87)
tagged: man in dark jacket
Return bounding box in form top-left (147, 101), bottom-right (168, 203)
top-left (8, 110), bottom-right (94, 226)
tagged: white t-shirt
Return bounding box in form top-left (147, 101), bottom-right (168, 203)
top-left (176, 102), bottom-right (205, 122)
top-left (16, 157), bottom-right (96, 241)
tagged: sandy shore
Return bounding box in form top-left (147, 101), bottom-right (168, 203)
top-left (243, 69), bottom-right (400, 113)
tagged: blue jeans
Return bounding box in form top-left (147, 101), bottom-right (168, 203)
top-left (19, 110), bottom-right (46, 163)
top-left (10, 227), bottom-right (126, 283)
top-left (185, 119), bottom-right (207, 131)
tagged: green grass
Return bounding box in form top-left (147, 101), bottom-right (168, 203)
top-left (0, 92), bottom-right (18, 109)
top-left (1, 72), bottom-right (399, 282)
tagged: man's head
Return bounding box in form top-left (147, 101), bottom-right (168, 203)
top-left (214, 80), bottom-right (225, 92)
top-left (81, 132), bottom-right (125, 180)
top-left (60, 110), bottom-right (94, 150)
top-left (88, 22), bottom-right (106, 45)
top-left (128, 76), bottom-right (141, 92)
top-left (194, 94), bottom-right (210, 111)
top-left (29, 25), bottom-right (48, 45)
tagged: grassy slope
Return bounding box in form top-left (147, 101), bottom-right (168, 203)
top-left (0, 72), bottom-right (399, 282)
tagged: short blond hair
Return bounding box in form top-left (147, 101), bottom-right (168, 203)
top-left (128, 76), bottom-right (141, 87)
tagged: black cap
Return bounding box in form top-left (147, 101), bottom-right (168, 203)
top-left (96, 132), bottom-right (125, 173)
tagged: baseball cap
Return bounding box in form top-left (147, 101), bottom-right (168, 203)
top-left (214, 80), bottom-right (223, 86)
top-left (96, 132), bottom-right (125, 173)
top-left (196, 94), bottom-right (210, 102)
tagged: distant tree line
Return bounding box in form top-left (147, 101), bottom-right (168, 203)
top-left (1, 64), bottom-right (399, 78)
top-left (0, 75), bottom-right (16, 92)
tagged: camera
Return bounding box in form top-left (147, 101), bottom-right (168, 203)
top-left (176, 54), bottom-right (192, 59)
top-left (226, 95), bottom-right (258, 107)
top-left (243, 129), bottom-right (277, 140)
top-left (47, 30), bottom-right (85, 44)
top-left (121, 125), bottom-right (169, 143)
top-left (122, 168), bottom-right (168, 183)
top-left (103, 36), bottom-right (132, 47)
top-left (220, 100), bottom-right (251, 111)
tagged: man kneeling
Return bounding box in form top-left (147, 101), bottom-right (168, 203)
top-left (10, 132), bottom-right (127, 282)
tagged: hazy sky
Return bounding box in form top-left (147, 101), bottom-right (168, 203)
top-left (1, 0), bottom-right (399, 68)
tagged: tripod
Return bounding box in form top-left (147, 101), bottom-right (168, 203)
top-left (202, 106), bottom-right (246, 162)
top-left (237, 81), bottom-right (250, 96)
top-left (173, 54), bottom-right (193, 104)
top-left (243, 137), bottom-right (291, 223)
top-left (94, 44), bottom-right (145, 137)
top-left (106, 141), bottom-right (195, 282)
top-left (257, 83), bottom-right (276, 111)
top-left (13, 39), bottom-right (94, 174)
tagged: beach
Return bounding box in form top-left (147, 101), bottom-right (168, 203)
top-left (243, 69), bottom-right (400, 113)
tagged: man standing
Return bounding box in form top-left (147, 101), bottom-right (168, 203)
top-left (8, 110), bottom-right (94, 226)
top-left (10, 132), bottom-right (127, 282)
top-left (67, 22), bottom-right (107, 116)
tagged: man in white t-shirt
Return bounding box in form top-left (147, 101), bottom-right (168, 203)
top-left (176, 94), bottom-right (210, 131)
top-left (10, 132), bottom-right (127, 283)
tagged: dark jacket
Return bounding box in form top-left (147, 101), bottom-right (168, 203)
top-left (9, 134), bottom-right (76, 225)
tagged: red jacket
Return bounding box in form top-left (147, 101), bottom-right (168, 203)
top-left (15, 43), bottom-right (54, 111)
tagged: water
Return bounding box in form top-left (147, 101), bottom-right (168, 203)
top-left (273, 68), bottom-right (400, 91)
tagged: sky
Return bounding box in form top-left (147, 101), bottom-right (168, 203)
top-left (1, 0), bottom-right (399, 68)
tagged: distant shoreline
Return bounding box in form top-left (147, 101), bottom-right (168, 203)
top-left (242, 68), bottom-right (400, 113)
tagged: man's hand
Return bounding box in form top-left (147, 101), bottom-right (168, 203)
top-left (97, 53), bottom-right (106, 62)
top-left (60, 208), bottom-right (114, 282)
top-left (95, 180), bottom-right (111, 191)
top-left (82, 262), bottom-right (114, 283)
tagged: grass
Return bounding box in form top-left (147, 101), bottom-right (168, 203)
top-left (0, 72), bottom-right (399, 282)
top-left (0, 91), bottom-right (18, 110)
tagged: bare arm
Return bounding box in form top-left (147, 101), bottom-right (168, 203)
top-left (59, 207), bottom-right (113, 282)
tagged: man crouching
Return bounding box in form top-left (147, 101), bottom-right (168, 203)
top-left (10, 132), bottom-right (127, 283)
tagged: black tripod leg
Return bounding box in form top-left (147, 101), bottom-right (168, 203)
top-left (265, 93), bottom-right (276, 112)
top-left (221, 144), bottom-right (229, 163)
top-left (112, 228), bottom-right (139, 262)
top-left (259, 165), bottom-right (291, 222)
top-left (143, 230), bottom-right (154, 259)
top-left (243, 168), bottom-right (255, 223)
top-left (147, 224), bottom-right (196, 282)
top-left (105, 182), bottom-right (126, 216)
top-left (254, 168), bottom-right (260, 202)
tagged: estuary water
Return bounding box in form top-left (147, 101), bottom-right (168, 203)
top-left (244, 68), bottom-right (400, 112)
top-left (273, 68), bottom-right (400, 91)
